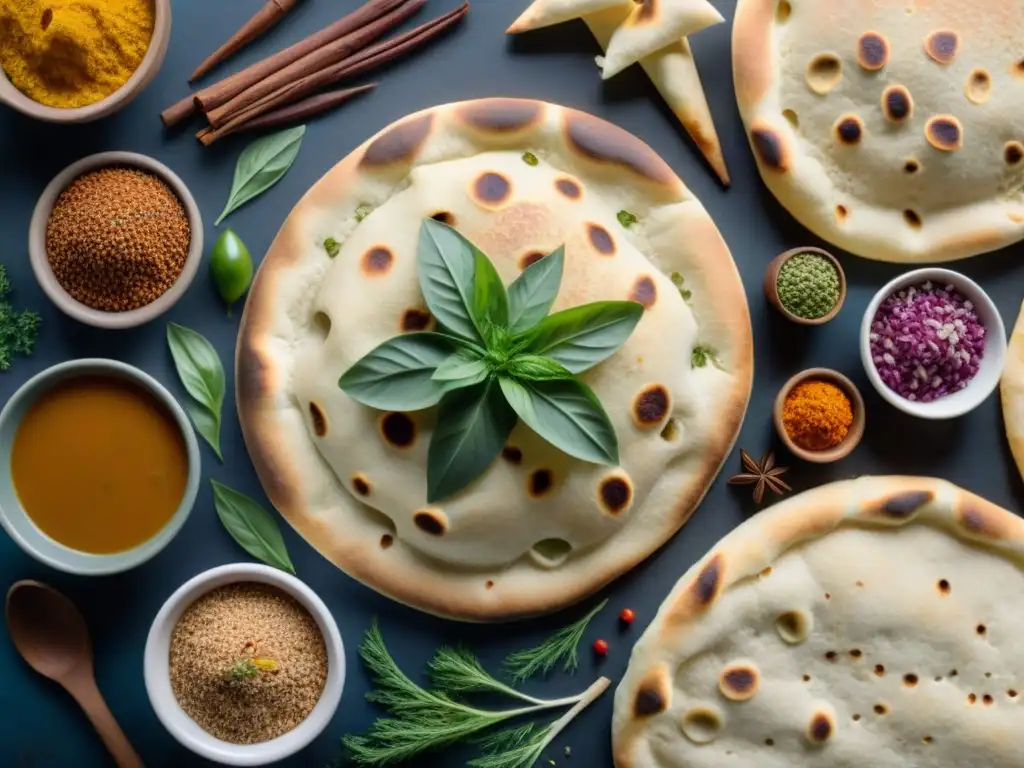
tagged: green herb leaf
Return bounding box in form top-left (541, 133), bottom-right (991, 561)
top-left (521, 152), bottom-right (539, 166)
top-left (0, 266), bottom-right (40, 373)
top-left (324, 237), bottom-right (340, 258)
top-left (505, 246), bottom-right (564, 334)
top-left (166, 323), bottom-right (225, 461)
top-left (210, 480), bottom-right (295, 573)
top-left (418, 219), bottom-right (483, 344)
top-left (505, 354), bottom-right (574, 382)
top-left (432, 355), bottom-right (490, 390)
top-left (503, 599), bottom-right (609, 681)
top-left (355, 204), bottom-right (372, 222)
top-left (617, 210), bottom-right (638, 228)
top-left (215, 125), bottom-right (306, 225)
top-left (428, 647), bottom-right (537, 703)
top-left (499, 377), bottom-right (618, 465)
top-left (339, 333), bottom-right (456, 411)
top-left (518, 301), bottom-right (643, 374)
top-left (670, 271), bottom-right (692, 300)
top-left (184, 400), bottom-right (223, 460)
top-left (692, 345), bottom-right (719, 369)
top-left (472, 249), bottom-right (509, 339)
top-left (427, 379), bottom-right (517, 502)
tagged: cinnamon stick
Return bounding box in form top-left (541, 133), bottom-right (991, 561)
top-left (206, 0), bottom-right (424, 129)
top-left (197, 84), bottom-right (377, 145)
top-left (161, 0), bottom-right (408, 126)
top-left (204, 3), bottom-right (470, 143)
top-left (190, 0), bottom-right (303, 82)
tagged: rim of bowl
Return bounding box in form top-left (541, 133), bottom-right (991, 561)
top-left (28, 151), bottom-right (203, 329)
top-left (0, 359), bottom-right (200, 575)
top-left (773, 367), bottom-right (866, 463)
top-left (859, 267), bottom-right (1007, 420)
top-left (766, 247), bottom-right (847, 326)
top-left (144, 564), bottom-right (346, 766)
top-left (0, 0), bottom-right (171, 123)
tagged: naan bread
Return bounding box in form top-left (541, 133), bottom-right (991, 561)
top-left (734, 0), bottom-right (1024, 262)
top-left (1000, 302), bottom-right (1024, 483)
top-left (237, 99), bottom-right (752, 621)
top-left (613, 477), bottom-right (1024, 767)
top-left (509, 1), bottom-right (731, 186)
top-left (601, 0), bottom-right (724, 81)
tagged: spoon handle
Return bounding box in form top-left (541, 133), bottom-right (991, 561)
top-left (66, 674), bottom-right (144, 768)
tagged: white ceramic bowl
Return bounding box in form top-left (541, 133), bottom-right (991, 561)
top-left (860, 268), bottom-right (1007, 420)
top-left (144, 564), bottom-right (345, 766)
top-left (0, 358), bottom-right (200, 574)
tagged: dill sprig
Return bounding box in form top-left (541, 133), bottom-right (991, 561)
top-left (342, 621), bottom-right (609, 766)
top-left (503, 599), bottom-right (608, 683)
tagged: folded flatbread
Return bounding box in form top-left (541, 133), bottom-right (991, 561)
top-left (1001, 301), bottom-right (1024, 485)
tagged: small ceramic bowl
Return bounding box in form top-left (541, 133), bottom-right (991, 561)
top-left (860, 268), bottom-right (1006, 420)
top-left (0, 0), bottom-right (171, 123)
top-left (764, 247), bottom-right (847, 325)
top-left (773, 368), bottom-right (866, 463)
top-left (0, 359), bottom-right (200, 575)
top-left (28, 151), bottom-right (203, 330)
top-left (145, 564), bottom-right (345, 766)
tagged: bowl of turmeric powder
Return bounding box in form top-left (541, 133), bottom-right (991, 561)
top-left (773, 368), bottom-right (866, 464)
top-left (0, 0), bottom-right (171, 122)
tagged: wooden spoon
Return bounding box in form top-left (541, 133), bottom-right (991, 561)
top-left (5, 580), bottom-right (144, 768)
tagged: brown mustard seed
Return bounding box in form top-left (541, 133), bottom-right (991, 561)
top-left (169, 583), bottom-right (328, 745)
top-left (45, 167), bottom-right (190, 312)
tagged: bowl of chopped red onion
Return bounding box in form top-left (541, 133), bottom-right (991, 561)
top-left (860, 268), bottom-right (1006, 420)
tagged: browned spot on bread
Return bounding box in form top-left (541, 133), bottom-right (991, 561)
top-left (938, 579), bottom-right (951, 595)
top-left (629, 276), bottom-right (657, 308)
top-left (473, 172), bottom-right (512, 207)
top-left (960, 505), bottom-right (1006, 538)
top-left (875, 664), bottom-right (886, 677)
top-left (380, 534), bottom-right (393, 549)
top-left (485, 579), bottom-right (495, 589)
top-left (564, 111), bottom-right (674, 186)
top-left (401, 308), bottom-right (434, 332)
top-left (776, 610), bottom-right (810, 643)
top-left (877, 490), bottom-right (933, 519)
top-left (983, 694), bottom-right (994, 705)
top-left (904, 210), bottom-right (922, 228)
top-left (966, 69), bottom-right (993, 104)
top-left (807, 712), bottom-right (834, 743)
top-left (925, 116), bottom-right (963, 151)
top-left (977, 623), bottom-right (987, 636)
top-left (413, 508), bottom-right (447, 536)
top-left (1006, 142), bottom-right (1024, 165)
top-left (924, 30), bottom-right (960, 64)
top-left (555, 177), bottom-right (582, 199)
top-left (874, 702), bottom-right (889, 715)
top-left (1009, 689), bottom-right (1018, 698)
top-left (633, 385), bottom-right (670, 427)
top-left (519, 251), bottom-right (546, 270)
top-left (968, 693), bottom-right (977, 704)
top-left (882, 85), bottom-right (913, 122)
top-left (834, 114), bottom-right (864, 145)
top-left (352, 474), bottom-right (371, 496)
top-left (858, 31), bottom-right (890, 70)
top-left (719, 664), bottom-right (760, 701)
top-left (309, 401), bottom-right (327, 437)
top-left (529, 469), bottom-right (553, 497)
top-left (850, 649), bottom-right (863, 659)
top-left (599, 475), bottom-right (633, 515)
top-left (360, 113), bottom-right (433, 167)
top-left (923, 736), bottom-right (933, 744)
top-left (456, 99), bottom-right (543, 132)
top-left (587, 223), bottom-right (615, 255)
top-left (379, 412), bottom-right (416, 448)
top-left (361, 246), bottom-right (394, 275)
top-left (636, 0), bottom-right (656, 22)
top-left (502, 446), bottom-right (523, 464)
top-left (692, 554), bottom-right (724, 608)
top-left (805, 53), bottom-right (842, 95)
top-left (825, 651), bottom-right (838, 661)
top-left (904, 159), bottom-right (921, 174)
top-left (750, 125), bottom-right (788, 170)
top-left (634, 684), bottom-right (667, 717)
top-left (904, 674), bottom-right (919, 687)
top-left (835, 204), bottom-right (849, 223)
top-left (430, 211), bottom-right (455, 225)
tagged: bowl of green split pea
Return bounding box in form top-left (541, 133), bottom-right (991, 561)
top-left (0, 0), bottom-right (172, 123)
top-left (764, 247), bottom-right (847, 326)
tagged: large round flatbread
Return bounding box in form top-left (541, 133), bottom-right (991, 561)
top-left (734, 0), bottom-right (1024, 263)
top-left (613, 477), bottom-right (1024, 766)
top-left (1000, 302), bottom-right (1024, 482)
top-left (236, 99), bottom-right (752, 621)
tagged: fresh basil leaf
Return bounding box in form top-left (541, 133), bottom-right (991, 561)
top-left (472, 249), bottom-right (509, 339)
top-left (418, 219), bottom-right (482, 344)
top-left (506, 246), bottom-right (564, 333)
top-left (499, 377), bottom-right (618, 465)
top-left (427, 379), bottom-right (517, 502)
top-left (184, 400), bottom-right (222, 460)
top-left (211, 480), bottom-right (295, 574)
top-left (339, 333), bottom-right (455, 411)
top-left (215, 126), bottom-right (306, 225)
top-left (518, 301), bottom-right (643, 373)
top-left (432, 355), bottom-right (490, 386)
top-left (167, 322), bottom-right (225, 458)
top-left (506, 354), bottom-right (574, 382)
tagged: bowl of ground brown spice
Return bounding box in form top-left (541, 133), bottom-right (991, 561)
top-left (29, 152), bottom-right (203, 329)
top-left (144, 563), bottom-right (345, 765)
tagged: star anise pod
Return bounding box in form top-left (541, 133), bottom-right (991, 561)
top-left (727, 449), bottom-right (791, 504)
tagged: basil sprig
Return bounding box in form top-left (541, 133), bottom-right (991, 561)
top-left (167, 322), bottom-right (225, 460)
top-left (339, 219), bottom-right (643, 503)
top-left (215, 126), bottom-right (305, 225)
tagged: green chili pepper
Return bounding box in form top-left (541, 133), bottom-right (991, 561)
top-left (210, 229), bottom-right (254, 316)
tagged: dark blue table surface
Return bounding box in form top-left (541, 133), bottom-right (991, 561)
top-left (3, 1), bottom-right (1024, 766)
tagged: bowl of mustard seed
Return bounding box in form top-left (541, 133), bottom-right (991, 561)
top-left (29, 152), bottom-right (203, 329)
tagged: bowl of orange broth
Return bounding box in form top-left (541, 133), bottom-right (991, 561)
top-left (0, 358), bottom-right (199, 574)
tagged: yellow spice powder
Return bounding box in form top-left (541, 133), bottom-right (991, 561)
top-left (0, 0), bottom-right (154, 109)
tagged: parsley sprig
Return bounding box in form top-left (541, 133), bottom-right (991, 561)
top-left (0, 266), bottom-right (40, 372)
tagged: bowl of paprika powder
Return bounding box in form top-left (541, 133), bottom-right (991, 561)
top-left (773, 368), bottom-right (865, 463)
top-left (0, 0), bottom-right (171, 123)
